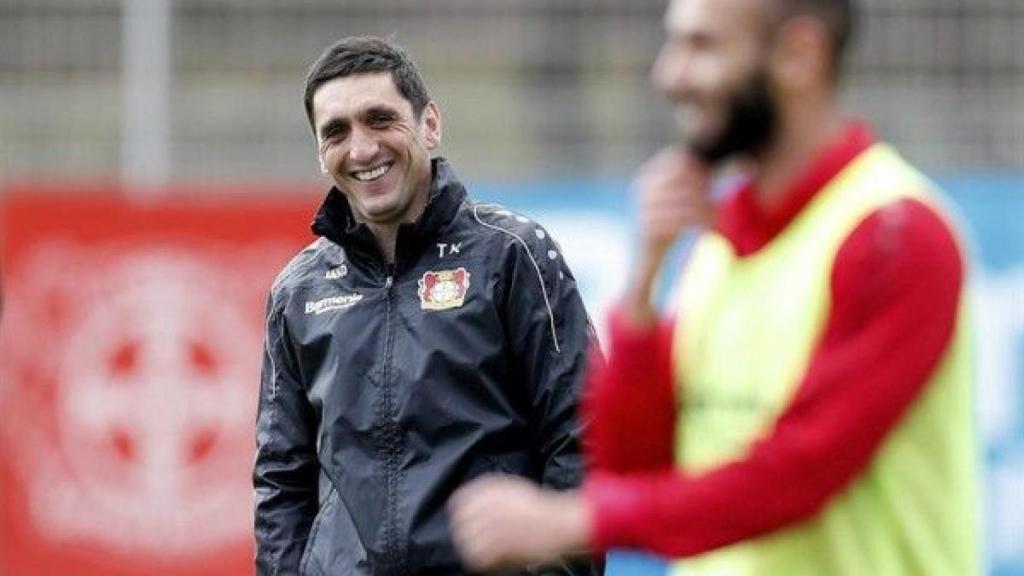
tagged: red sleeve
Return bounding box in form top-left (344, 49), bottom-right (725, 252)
top-left (583, 308), bottom-right (677, 473)
top-left (585, 198), bottom-right (964, 556)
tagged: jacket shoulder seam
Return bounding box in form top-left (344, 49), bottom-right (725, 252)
top-left (270, 238), bottom-right (332, 298)
top-left (471, 203), bottom-right (561, 353)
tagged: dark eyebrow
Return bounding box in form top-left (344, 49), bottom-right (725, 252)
top-left (319, 117), bottom-right (349, 140)
top-left (361, 105), bottom-right (399, 121)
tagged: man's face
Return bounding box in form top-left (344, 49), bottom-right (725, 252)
top-left (652, 0), bottom-right (778, 164)
top-left (313, 72), bottom-right (441, 225)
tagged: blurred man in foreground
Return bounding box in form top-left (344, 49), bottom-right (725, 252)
top-left (450, 0), bottom-right (980, 574)
top-left (254, 37), bottom-right (600, 575)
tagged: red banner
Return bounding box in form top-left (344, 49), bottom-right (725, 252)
top-left (1, 186), bottom-right (317, 576)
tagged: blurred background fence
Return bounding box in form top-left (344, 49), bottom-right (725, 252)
top-left (1, 1), bottom-right (1022, 575)
top-left (1, 0), bottom-right (1022, 184)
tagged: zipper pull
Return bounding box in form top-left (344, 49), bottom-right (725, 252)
top-left (385, 275), bottom-right (393, 289)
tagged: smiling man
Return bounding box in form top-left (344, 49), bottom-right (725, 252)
top-left (252, 37), bottom-right (601, 576)
top-left (449, 0), bottom-right (980, 574)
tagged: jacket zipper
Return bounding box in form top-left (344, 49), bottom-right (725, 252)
top-left (381, 271), bottom-right (402, 572)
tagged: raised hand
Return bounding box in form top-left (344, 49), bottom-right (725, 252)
top-left (624, 147), bottom-right (712, 326)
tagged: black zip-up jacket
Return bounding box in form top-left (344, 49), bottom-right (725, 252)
top-left (254, 158), bottom-right (601, 575)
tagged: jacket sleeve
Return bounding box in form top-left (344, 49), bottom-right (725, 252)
top-left (501, 226), bottom-right (597, 491)
top-left (583, 309), bottom-right (677, 474)
top-left (500, 225), bottom-right (604, 575)
top-left (254, 289), bottom-right (320, 575)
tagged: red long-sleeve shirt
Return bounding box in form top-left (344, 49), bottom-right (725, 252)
top-left (582, 123), bottom-right (965, 557)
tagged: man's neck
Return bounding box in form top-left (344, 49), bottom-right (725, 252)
top-left (750, 100), bottom-right (844, 211)
top-left (363, 186), bottom-right (431, 265)
top-left (368, 222), bottom-right (400, 264)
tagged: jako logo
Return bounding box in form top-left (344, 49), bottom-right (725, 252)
top-left (305, 293), bottom-right (363, 315)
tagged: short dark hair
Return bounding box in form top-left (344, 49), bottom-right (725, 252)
top-left (771, 0), bottom-right (856, 78)
top-left (303, 36), bottom-right (431, 133)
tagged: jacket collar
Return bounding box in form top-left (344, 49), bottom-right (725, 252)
top-left (311, 157), bottom-right (467, 262)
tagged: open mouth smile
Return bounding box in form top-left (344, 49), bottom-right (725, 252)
top-left (351, 162), bottom-right (394, 182)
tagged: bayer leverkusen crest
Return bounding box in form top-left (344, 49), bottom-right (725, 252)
top-left (418, 267), bottom-right (470, 310)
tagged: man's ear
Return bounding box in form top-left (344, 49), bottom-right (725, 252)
top-left (422, 101), bottom-right (442, 150)
top-left (769, 15), bottom-right (831, 93)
